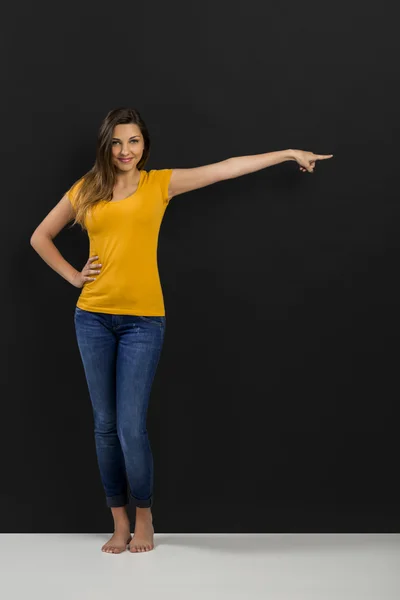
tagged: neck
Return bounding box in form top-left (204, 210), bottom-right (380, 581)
top-left (115, 168), bottom-right (141, 188)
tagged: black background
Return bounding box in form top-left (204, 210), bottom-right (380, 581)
top-left (3, 0), bottom-right (399, 532)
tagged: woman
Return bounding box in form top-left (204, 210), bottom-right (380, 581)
top-left (30, 106), bottom-right (333, 554)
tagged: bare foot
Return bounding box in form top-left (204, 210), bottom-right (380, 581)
top-left (101, 527), bottom-right (132, 554)
top-left (129, 516), bottom-right (154, 552)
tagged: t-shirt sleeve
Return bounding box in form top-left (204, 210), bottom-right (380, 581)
top-left (66, 178), bottom-right (84, 210)
top-left (154, 168), bottom-right (173, 205)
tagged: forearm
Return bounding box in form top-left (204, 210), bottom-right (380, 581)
top-left (223, 149), bottom-right (296, 179)
top-left (30, 233), bottom-right (79, 285)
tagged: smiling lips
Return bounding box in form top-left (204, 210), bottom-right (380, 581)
top-left (119, 157), bottom-right (133, 162)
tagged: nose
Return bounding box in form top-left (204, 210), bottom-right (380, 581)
top-left (118, 144), bottom-right (131, 155)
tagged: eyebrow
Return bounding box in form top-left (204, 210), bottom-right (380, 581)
top-left (112, 135), bottom-right (140, 140)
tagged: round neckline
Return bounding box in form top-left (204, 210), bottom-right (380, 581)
top-left (108, 170), bottom-right (144, 203)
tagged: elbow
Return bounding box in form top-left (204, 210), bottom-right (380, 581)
top-left (30, 229), bottom-right (50, 248)
top-left (30, 229), bottom-right (40, 247)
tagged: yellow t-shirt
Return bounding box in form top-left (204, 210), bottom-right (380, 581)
top-left (67, 168), bottom-right (173, 316)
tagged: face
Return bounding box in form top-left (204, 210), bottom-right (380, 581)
top-left (111, 123), bottom-right (144, 171)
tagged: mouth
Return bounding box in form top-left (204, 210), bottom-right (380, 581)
top-left (118, 157), bottom-right (133, 163)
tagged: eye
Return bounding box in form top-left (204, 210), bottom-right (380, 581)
top-left (112, 140), bottom-right (139, 145)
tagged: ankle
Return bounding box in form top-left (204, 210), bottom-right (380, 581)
top-left (136, 507), bottom-right (152, 521)
top-left (113, 517), bottom-right (130, 530)
top-left (110, 506), bottom-right (130, 529)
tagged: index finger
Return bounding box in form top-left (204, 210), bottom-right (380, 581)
top-left (316, 154), bottom-right (334, 160)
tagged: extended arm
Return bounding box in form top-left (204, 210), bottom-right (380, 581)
top-left (168, 149), bottom-right (332, 198)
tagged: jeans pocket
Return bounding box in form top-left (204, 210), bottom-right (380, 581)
top-left (139, 316), bottom-right (165, 327)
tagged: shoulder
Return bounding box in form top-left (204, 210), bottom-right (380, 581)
top-left (146, 168), bottom-right (173, 181)
top-left (146, 169), bottom-right (174, 203)
top-left (66, 177), bottom-right (85, 208)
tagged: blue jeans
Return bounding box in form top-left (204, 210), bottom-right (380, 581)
top-left (73, 306), bottom-right (166, 509)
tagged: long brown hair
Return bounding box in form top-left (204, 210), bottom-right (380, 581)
top-left (68, 107), bottom-right (151, 230)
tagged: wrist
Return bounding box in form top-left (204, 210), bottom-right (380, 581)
top-left (287, 149), bottom-right (298, 161)
top-left (69, 269), bottom-right (79, 285)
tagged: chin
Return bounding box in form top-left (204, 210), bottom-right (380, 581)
top-left (115, 161), bottom-right (134, 167)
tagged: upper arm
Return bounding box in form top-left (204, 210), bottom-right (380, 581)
top-left (30, 193), bottom-right (76, 241)
top-left (168, 161), bottom-right (228, 199)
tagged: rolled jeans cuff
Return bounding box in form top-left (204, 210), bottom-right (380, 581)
top-left (106, 493), bottom-right (129, 508)
top-left (106, 492), bottom-right (153, 508)
top-left (129, 491), bottom-right (153, 508)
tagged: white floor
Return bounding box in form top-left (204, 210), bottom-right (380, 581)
top-left (0, 534), bottom-right (399, 599)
